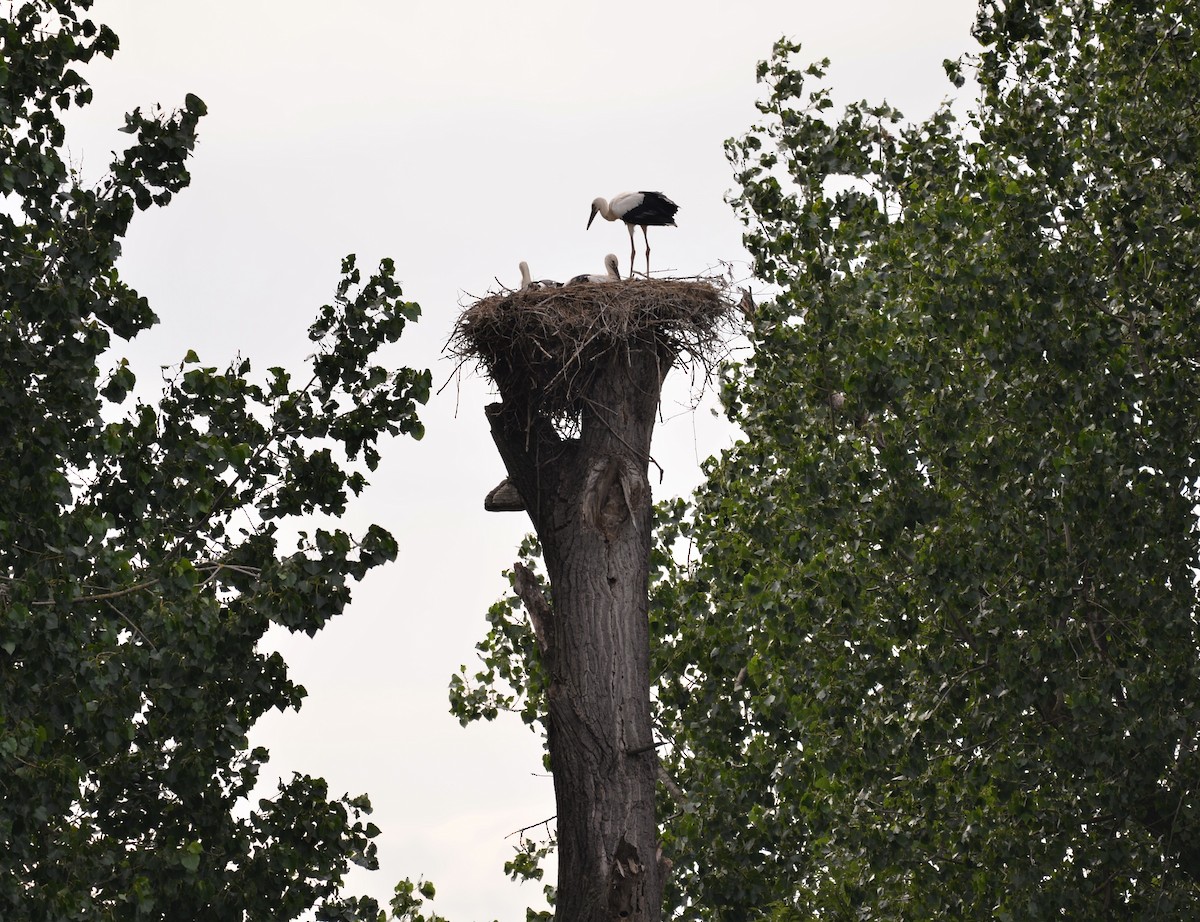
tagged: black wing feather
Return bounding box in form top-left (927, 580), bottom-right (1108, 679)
top-left (623, 191), bottom-right (678, 226)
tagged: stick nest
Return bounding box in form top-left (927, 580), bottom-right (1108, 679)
top-left (450, 278), bottom-right (736, 423)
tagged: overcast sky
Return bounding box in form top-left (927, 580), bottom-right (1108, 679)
top-left (66, 2), bottom-right (979, 918)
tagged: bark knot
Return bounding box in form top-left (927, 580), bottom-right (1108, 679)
top-left (582, 455), bottom-right (647, 540)
top-left (608, 837), bottom-right (644, 920)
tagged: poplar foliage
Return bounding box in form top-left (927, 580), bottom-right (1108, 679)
top-left (1, 3), bottom-right (430, 918)
top-left (653, 0), bottom-right (1200, 917)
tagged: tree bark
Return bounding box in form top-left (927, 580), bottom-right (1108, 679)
top-left (488, 335), bottom-right (672, 922)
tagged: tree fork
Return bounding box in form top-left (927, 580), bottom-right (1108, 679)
top-left (487, 335), bottom-right (673, 922)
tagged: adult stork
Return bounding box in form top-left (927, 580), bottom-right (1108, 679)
top-left (567, 253), bottom-right (621, 285)
top-left (587, 191), bottom-right (678, 278)
top-left (518, 261), bottom-right (562, 291)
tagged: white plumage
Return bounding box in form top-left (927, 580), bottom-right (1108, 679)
top-left (518, 261), bottom-right (562, 291)
top-left (587, 191), bottom-right (678, 278)
top-left (567, 253), bottom-right (621, 285)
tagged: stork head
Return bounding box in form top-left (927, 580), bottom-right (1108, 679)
top-left (518, 261), bottom-right (532, 290)
top-left (604, 253), bottom-right (619, 279)
top-left (587, 197), bottom-right (606, 229)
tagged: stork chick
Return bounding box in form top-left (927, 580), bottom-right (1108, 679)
top-left (518, 261), bottom-right (562, 291)
top-left (567, 253), bottom-right (621, 285)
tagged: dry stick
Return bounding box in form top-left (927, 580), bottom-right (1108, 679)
top-left (434, 355), bottom-right (471, 397)
top-left (579, 395), bottom-right (665, 482)
top-left (107, 600), bottom-right (158, 652)
top-left (31, 579), bottom-right (159, 605)
top-left (657, 764), bottom-right (687, 807)
top-left (196, 562), bottom-right (261, 589)
top-left (31, 559), bottom-right (262, 607)
top-left (540, 317), bottom-right (607, 395)
top-left (506, 814), bottom-right (558, 840)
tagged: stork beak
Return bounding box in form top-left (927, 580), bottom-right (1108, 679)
top-left (587, 205), bottom-right (598, 229)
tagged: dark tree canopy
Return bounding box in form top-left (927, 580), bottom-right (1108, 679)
top-left (0, 2), bottom-right (430, 919)
top-left (654, 0), bottom-right (1200, 917)
top-left (455, 0), bottom-right (1200, 919)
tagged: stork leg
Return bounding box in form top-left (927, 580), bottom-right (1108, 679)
top-left (627, 225), bottom-right (637, 278)
top-left (642, 226), bottom-right (652, 278)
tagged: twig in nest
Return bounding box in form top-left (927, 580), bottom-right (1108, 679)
top-left (448, 277), bottom-right (737, 430)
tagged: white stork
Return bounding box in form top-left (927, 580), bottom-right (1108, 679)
top-left (518, 261), bottom-right (562, 291)
top-left (587, 191), bottom-right (678, 278)
top-left (567, 253), bottom-right (621, 285)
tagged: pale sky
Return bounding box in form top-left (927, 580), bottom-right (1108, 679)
top-left (66, 2), bottom-right (979, 918)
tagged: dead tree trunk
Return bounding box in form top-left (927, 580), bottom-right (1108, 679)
top-left (458, 276), bottom-right (727, 919)
top-left (488, 335), bottom-right (671, 922)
